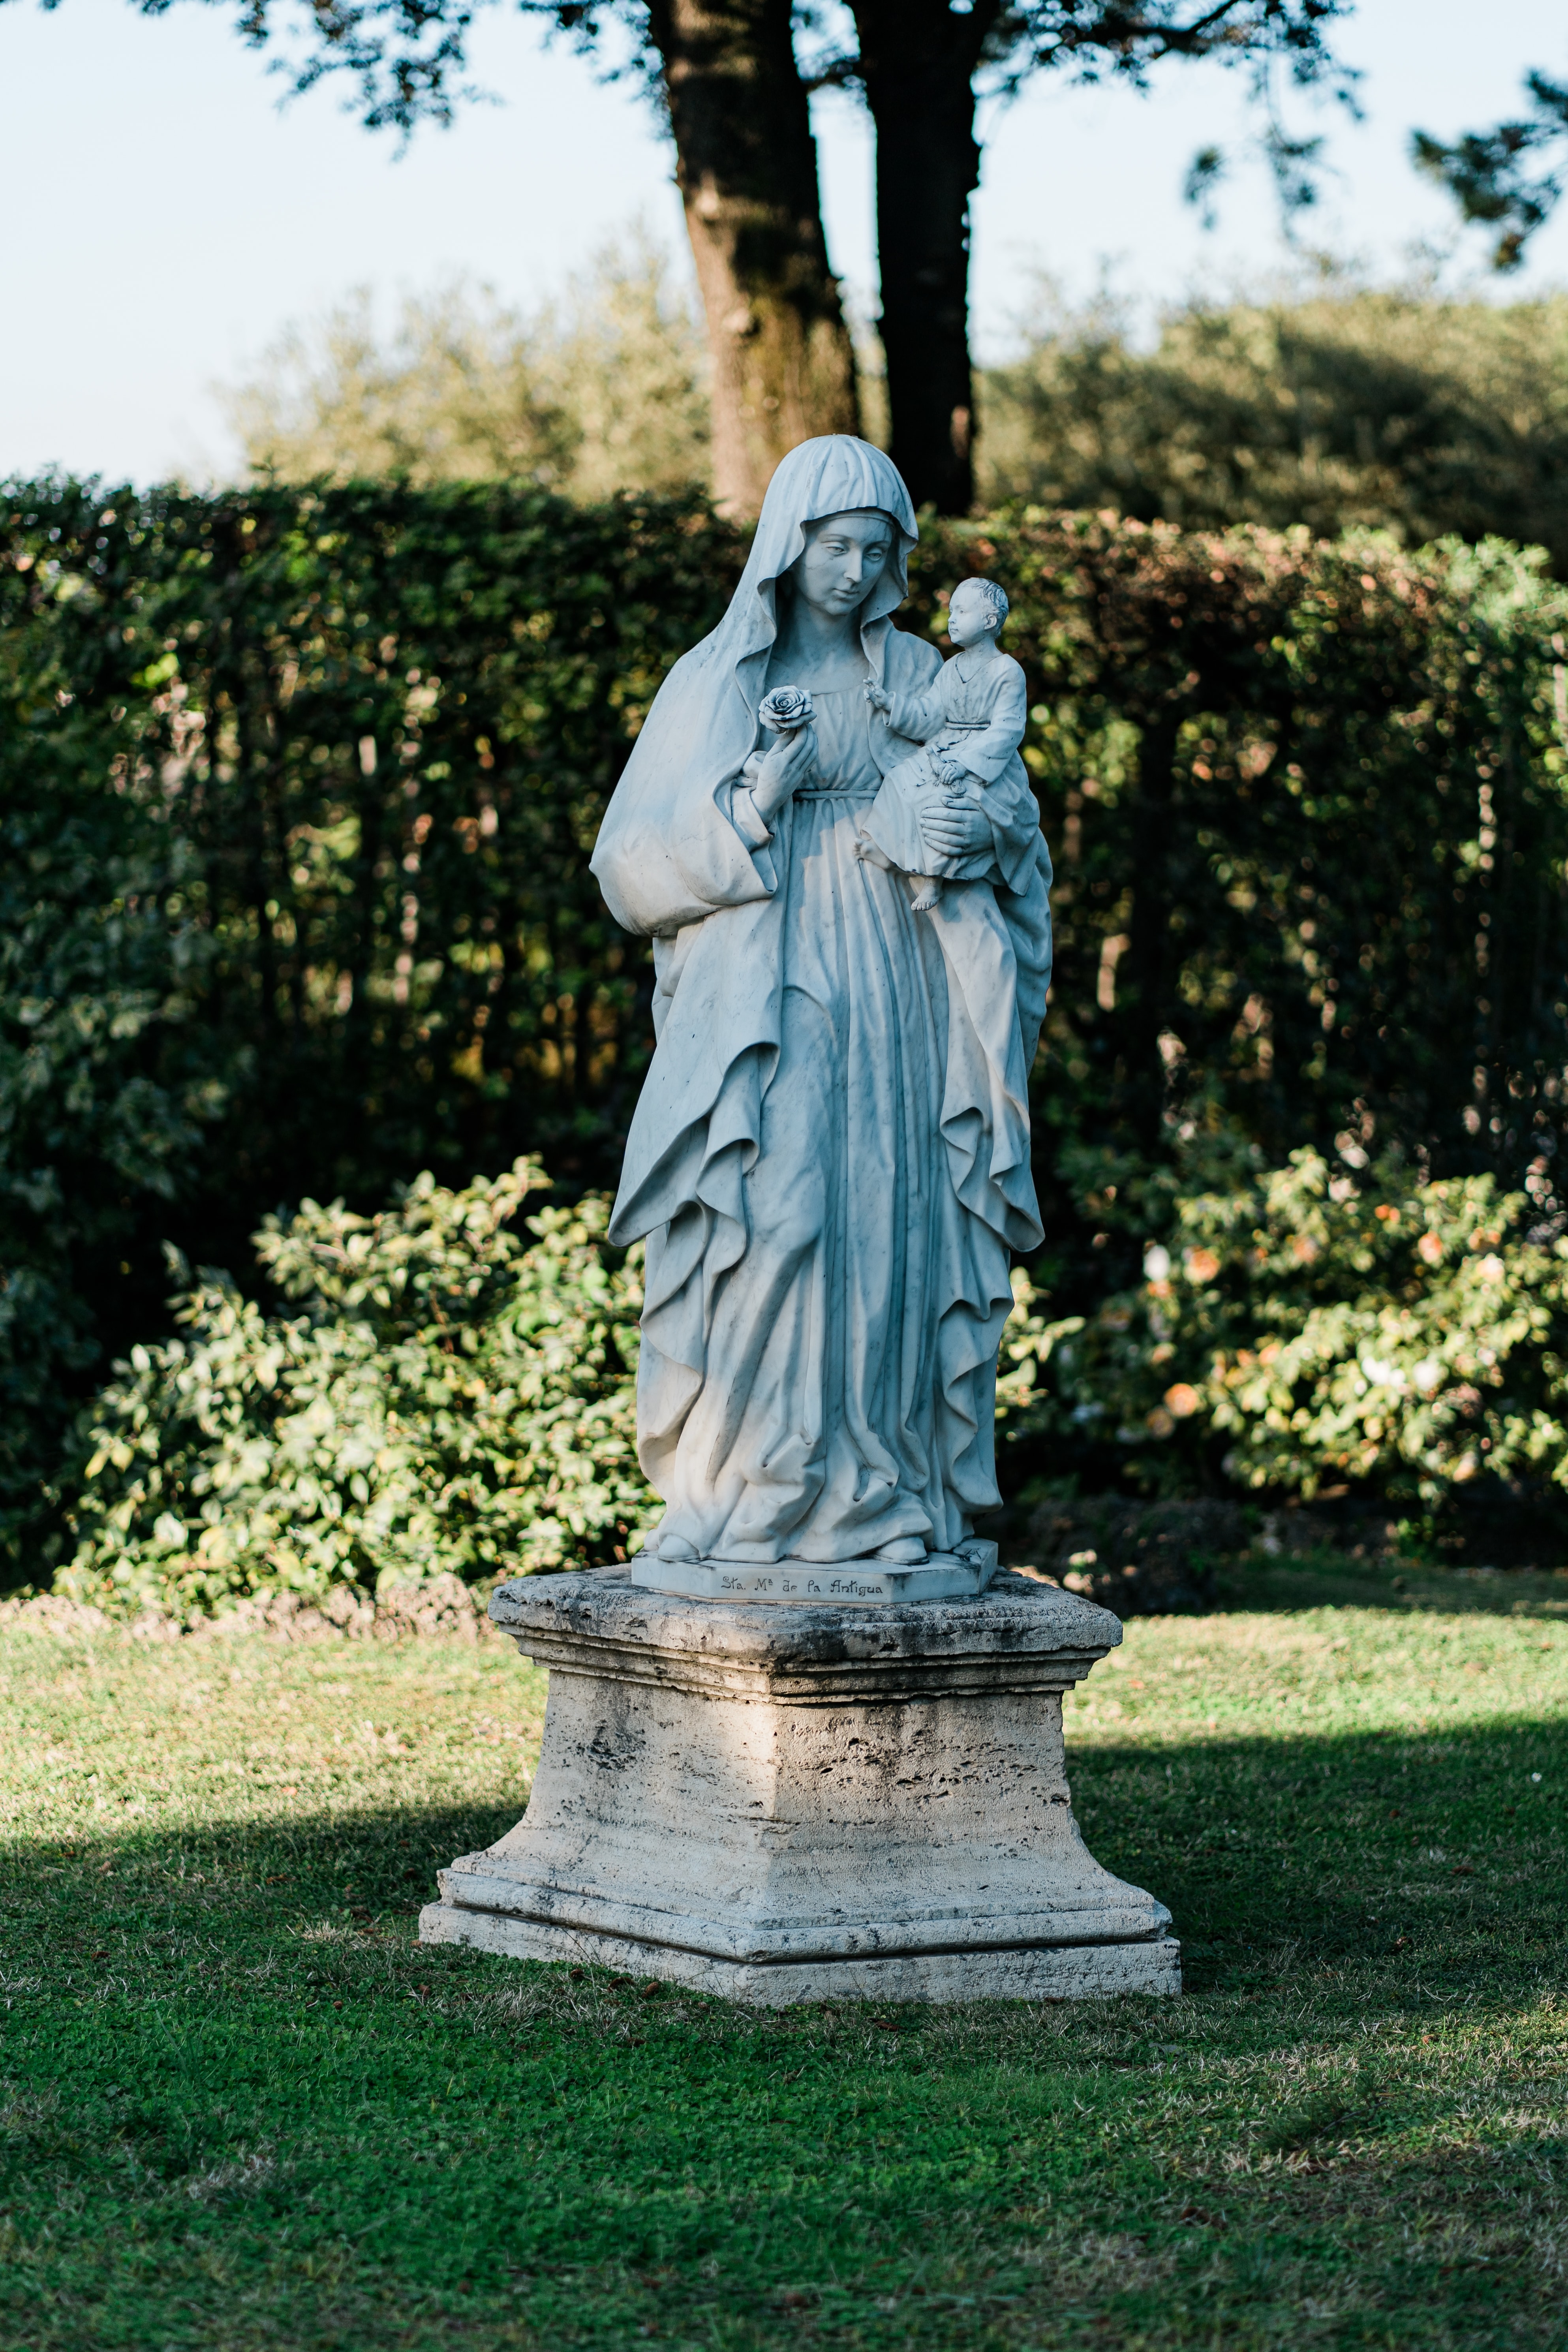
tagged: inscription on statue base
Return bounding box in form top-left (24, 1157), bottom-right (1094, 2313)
top-left (631, 1541), bottom-right (999, 1606)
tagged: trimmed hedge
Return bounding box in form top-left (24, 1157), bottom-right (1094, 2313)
top-left (1, 481), bottom-right (732, 1567)
top-left (5, 479), bottom-right (1568, 1572)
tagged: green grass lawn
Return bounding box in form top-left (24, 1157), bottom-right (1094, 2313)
top-left (2, 1557), bottom-right (1565, 2350)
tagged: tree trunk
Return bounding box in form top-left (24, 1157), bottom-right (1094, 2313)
top-left (646, 0), bottom-right (861, 517)
top-left (851, 1), bottom-right (999, 514)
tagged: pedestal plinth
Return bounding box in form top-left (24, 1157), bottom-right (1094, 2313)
top-left (629, 1539), bottom-right (999, 1607)
top-left (419, 1567), bottom-right (1180, 2005)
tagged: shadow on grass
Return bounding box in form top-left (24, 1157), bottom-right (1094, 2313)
top-left (8, 1797), bottom-right (519, 1948)
top-left (1070, 1710), bottom-right (1565, 2001)
top-left (3, 1719), bottom-right (1565, 2349)
top-left (7, 1706), bottom-right (1562, 2012)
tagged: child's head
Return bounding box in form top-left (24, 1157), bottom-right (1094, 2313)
top-left (947, 575), bottom-right (1008, 649)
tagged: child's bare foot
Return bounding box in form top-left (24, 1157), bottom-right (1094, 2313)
top-left (909, 880), bottom-right (943, 913)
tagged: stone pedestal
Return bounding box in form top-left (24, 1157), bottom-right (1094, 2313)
top-left (420, 1567), bottom-right (1180, 2005)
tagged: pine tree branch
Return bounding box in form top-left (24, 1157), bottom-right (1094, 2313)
top-left (1414, 71), bottom-right (1568, 272)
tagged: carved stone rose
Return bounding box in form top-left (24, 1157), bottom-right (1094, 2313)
top-left (758, 683), bottom-right (813, 732)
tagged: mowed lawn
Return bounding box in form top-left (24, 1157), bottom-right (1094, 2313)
top-left (2, 1557), bottom-right (1565, 2352)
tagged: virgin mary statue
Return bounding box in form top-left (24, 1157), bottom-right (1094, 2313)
top-left (591, 436), bottom-right (1052, 1571)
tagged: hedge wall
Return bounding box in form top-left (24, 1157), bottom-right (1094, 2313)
top-left (4, 477), bottom-right (1567, 1568)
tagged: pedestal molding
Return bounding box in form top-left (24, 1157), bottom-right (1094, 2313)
top-left (428, 1868), bottom-right (1171, 1962)
top-left (421, 1907), bottom-right (1183, 2005)
top-left (520, 1643), bottom-right (1111, 1704)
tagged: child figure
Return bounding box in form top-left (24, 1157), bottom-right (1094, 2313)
top-left (861, 576), bottom-right (1029, 912)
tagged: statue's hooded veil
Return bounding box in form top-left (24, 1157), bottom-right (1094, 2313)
top-left (591, 436), bottom-right (919, 937)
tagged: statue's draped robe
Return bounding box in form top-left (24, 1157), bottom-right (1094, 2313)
top-left (592, 438), bottom-right (1053, 1564)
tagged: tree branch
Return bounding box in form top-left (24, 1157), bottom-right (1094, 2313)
top-left (121, 0), bottom-right (655, 136)
top-left (1414, 71), bottom-right (1568, 272)
top-left (995, 1), bottom-right (1358, 103)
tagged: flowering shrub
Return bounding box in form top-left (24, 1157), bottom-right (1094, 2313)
top-left (52, 1129), bottom-right (1568, 1616)
top-left (57, 1160), bottom-right (653, 1618)
top-left (1001, 1143), bottom-right (1568, 1512)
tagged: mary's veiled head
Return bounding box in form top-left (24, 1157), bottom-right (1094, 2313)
top-left (719, 437), bottom-right (918, 665)
top-left (754, 437), bottom-right (916, 582)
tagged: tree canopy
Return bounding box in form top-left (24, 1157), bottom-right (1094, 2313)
top-left (54, 0), bottom-right (1358, 510)
top-left (226, 235), bottom-right (708, 495)
top-left (979, 284), bottom-right (1568, 572)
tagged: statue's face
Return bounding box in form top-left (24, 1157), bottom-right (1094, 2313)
top-left (946, 580), bottom-right (999, 648)
top-left (790, 510), bottom-right (895, 620)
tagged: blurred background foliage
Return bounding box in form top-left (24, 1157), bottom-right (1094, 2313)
top-left (224, 235), bottom-right (710, 502)
top-left (978, 284), bottom-right (1568, 570)
top-left (8, 276), bottom-right (1568, 1603)
top-left (225, 254), bottom-right (1568, 574)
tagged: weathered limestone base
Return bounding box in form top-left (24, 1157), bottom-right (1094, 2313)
top-left (420, 1568), bottom-right (1180, 2006)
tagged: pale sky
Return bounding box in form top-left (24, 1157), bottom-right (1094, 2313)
top-left (3, 0), bottom-right (1568, 484)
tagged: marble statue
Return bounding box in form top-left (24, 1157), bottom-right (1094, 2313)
top-left (421, 439), bottom-right (1180, 2005)
top-left (859, 575), bottom-right (1031, 914)
top-left (590, 436), bottom-right (1053, 1593)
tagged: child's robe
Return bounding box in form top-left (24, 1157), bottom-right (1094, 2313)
top-left (858, 648), bottom-right (1035, 888)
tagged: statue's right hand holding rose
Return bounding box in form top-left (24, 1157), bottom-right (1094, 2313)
top-left (752, 684), bottom-right (817, 821)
